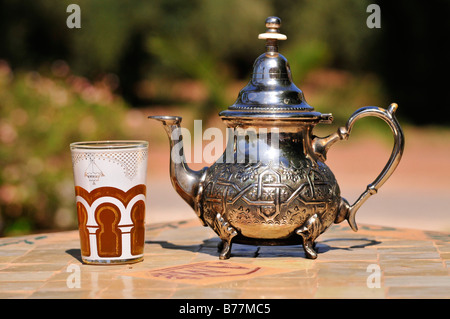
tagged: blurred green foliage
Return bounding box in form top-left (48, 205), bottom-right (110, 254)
top-left (0, 0), bottom-right (381, 112)
top-left (0, 0), bottom-right (448, 235)
top-left (0, 62), bottom-right (130, 235)
top-left (1, 0), bottom-right (448, 124)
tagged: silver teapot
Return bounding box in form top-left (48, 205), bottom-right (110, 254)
top-left (150, 17), bottom-right (405, 259)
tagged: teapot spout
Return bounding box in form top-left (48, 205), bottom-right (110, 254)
top-left (149, 116), bottom-right (207, 221)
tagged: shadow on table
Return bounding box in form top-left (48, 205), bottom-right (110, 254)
top-left (146, 237), bottom-right (381, 259)
top-left (66, 248), bottom-right (83, 263)
top-left (64, 238), bottom-right (381, 261)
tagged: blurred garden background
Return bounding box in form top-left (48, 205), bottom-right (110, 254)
top-left (0, 0), bottom-right (449, 236)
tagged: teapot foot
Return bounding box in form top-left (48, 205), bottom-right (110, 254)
top-left (296, 213), bottom-right (321, 259)
top-left (302, 240), bottom-right (318, 259)
top-left (213, 212), bottom-right (238, 260)
top-left (218, 240), bottom-right (232, 260)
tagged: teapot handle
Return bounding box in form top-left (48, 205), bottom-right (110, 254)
top-left (314, 103), bottom-right (405, 231)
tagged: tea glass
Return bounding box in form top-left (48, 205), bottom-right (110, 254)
top-left (70, 141), bottom-right (148, 264)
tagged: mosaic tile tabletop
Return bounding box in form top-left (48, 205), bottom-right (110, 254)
top-left (1, 218), bottom-right (449, 299)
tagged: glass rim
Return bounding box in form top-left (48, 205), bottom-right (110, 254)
top-left (70, 140), bottom-right (148, 150)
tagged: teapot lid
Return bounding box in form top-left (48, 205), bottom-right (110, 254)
top-left (219, 16), bottom-right (332, 123)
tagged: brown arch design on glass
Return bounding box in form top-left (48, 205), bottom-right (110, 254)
top-left (130, 200), bottom-right (146, 255)
top-left (95, 203), bottom-right (122, 258)
top-left (75, 184), bottom-right (146, 207)
top-left (76, 202), bottom-right (90, 256)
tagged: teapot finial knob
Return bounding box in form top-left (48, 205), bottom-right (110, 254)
top-left (265, 16), bottom-right (281, 30)
top-left (258, 16), bottom-right (287, 54)
top-left (258, 16), bottom-right (287, 42)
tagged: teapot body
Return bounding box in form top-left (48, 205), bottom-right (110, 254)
top-left (197, 124), bottom-right (342, 258)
